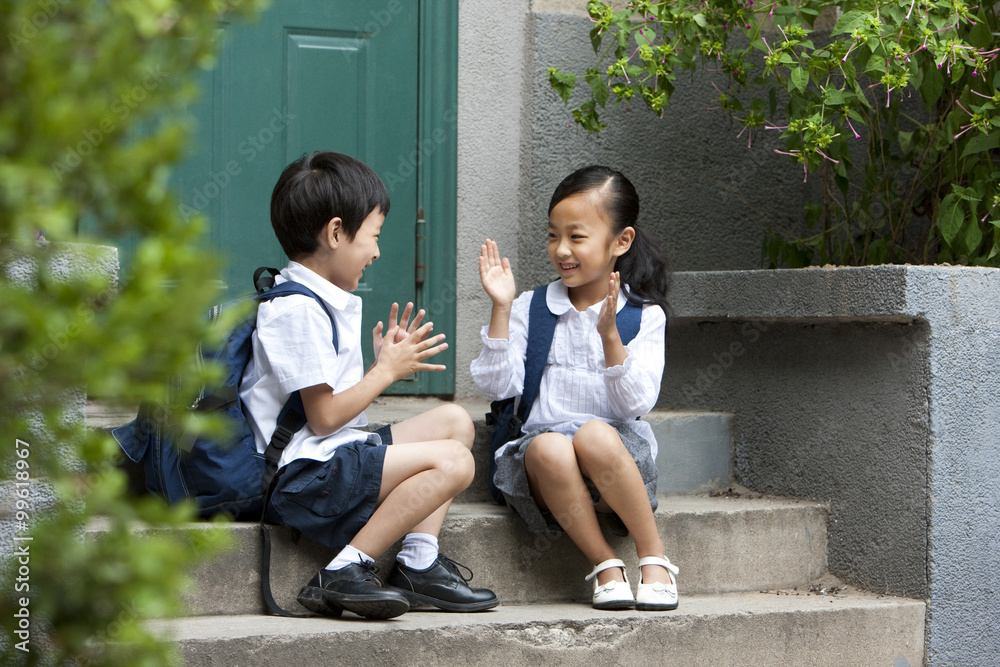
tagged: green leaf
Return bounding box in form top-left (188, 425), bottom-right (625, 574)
top-left (590, 26), bottom-right (603, 53)
top-left (790, 67), bottom-right (809, 93)
top-left (919, 65), bottom-right (944, 109)
top-left (584, 68), bottom-right (609, 107)
top-left (865, 55), bottom-right (886, 74)
top-left (824, 87), bottom-right (845, 105)
top-left (961, 131), bottom-right (1000, 158)
top-left (898, 131), bottom-right (913, 155)
top-left (548, 68), bottom-right (577, 105)
top-left (951, 61), bottom-right (965, 84)
top-left (693, 13), bottom-right (708, 28)
top-left (952, 185), bottom-right (980, 202)
top-left (937, 193), bottom-right (964, 246)
top-left (963, 220), bottom-right (984, 254)
top-left (832, 10), bottom-right (867, 36)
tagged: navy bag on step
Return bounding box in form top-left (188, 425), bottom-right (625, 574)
top-left (485, 285), bottom-right (643, 503)
top-left (112, 267), bottom-right (338, 521)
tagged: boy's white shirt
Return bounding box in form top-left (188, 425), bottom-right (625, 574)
top-left (239, 261), bottom-right (380, 468)
top-left (470, 280), bottom-right (666, 461)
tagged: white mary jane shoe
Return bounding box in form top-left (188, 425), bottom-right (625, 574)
top-left (584, 558), bottom-right (634, 610)
top-left (635, 556), bottom-right (679, 611)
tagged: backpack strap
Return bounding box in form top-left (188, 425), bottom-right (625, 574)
top-left (517, 285), bottom-right (558, 423)
top-left (256, 279), bottom-right (339, 494)
top-left (616, 299), bottom-right (643, 346)
top-left (253, 272), bottom-right (340, 619)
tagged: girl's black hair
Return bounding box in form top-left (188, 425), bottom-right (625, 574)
top-left (270, 151), bottom-right (390, 260)
top-left (548, 165), bottom-right (670, 314)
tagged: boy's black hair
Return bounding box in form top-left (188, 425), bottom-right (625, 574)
top-left (548, 165), bottom-right (671, 314)
top-left (270, 151), bottom-right (391, 260)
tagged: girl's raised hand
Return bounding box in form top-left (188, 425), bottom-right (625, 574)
top-left (596, 272), bottom-right (621, 342)
top-left (479, 239), bottom-right (516, 307)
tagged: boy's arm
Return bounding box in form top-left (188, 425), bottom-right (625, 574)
top-left (300, 320), bottom-right (447, 437)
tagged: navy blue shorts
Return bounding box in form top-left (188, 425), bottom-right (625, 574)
top-left (265, 424), bottom-right (392, 551)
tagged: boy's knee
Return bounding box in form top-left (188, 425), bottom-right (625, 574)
top-left (442, 439), bottom-right (475, 487)
top-left (442, 403), bottom-right (475, 449)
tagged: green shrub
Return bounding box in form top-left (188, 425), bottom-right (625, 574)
top-left (550, 0), bottom-right (1000, 266)
top-left (1, 1), bottom-right (266, 664)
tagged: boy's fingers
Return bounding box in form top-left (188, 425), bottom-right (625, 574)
top-left (416, 363), bottom-right (447, 372)
top-left (419, 340), bottom-right (449, 358)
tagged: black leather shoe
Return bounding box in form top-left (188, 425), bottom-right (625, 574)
top-left (388, 554), bottom-right (499, 612)
top-left (297, 561), bottom-right (410, 620)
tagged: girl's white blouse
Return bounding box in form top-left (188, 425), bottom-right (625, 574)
top-left (470, 280), bottom-right (666, 461)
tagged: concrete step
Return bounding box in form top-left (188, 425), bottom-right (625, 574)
top-left (89, 496), bottom-right (829, 616)
top-left (147, 594), bottom-right (925, 666)
top-left (90, 398), bottom-right (735, 504)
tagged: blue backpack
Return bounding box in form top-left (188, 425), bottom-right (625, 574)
top-left (112, 267), bottom-right (338, 521)
top-left (485, 284), bottom-right (643, 503)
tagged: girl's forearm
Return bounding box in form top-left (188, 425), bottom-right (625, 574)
top-left (487, 302), bottom-right (512, 340)
top-left (602, 335), bottom-right (627, 368)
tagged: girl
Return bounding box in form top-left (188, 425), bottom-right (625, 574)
top-left (471, 165), bottom-right (677, 611)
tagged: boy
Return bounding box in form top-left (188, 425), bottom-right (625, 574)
top-left (241, 151), bottom-right (498, 620)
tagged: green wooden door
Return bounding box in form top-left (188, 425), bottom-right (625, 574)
top-left (163, 1), bottom-right (455, 393)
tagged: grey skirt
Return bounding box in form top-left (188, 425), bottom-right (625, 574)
top-left (493, 421), bottom-right (658, 534)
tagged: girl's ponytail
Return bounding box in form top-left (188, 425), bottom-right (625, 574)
top-left (616, 224), bottom-right (670, 315)
top-left (548, 165), bottom-right (671, 315)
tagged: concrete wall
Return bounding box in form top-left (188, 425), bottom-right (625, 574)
top-left (661, 266), bottom-right (1000, 666)
top-left (454, 2), bottom-right (817, 397)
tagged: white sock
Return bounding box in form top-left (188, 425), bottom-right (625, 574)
top-left (396, 533), bottom-right (439, 570)
top-left (326, 544), bottom-right (374, 571)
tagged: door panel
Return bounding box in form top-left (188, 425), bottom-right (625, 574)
top-left (180, 1), bottom-right (421, 388)
top-left (86, 1), bottom-right (458, 393)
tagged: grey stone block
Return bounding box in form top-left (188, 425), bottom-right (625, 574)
top-left (149, 594), bottom-right (925, 666)
top-left (94, 496), bottom-right (828, 616)
top-left (647, 410), bottom-right (733, 494)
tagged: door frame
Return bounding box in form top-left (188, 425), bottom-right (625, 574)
top-left (413, 0), bottom-right (458, 395)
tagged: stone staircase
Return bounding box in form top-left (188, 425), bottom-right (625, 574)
top-left (89, 398), bottom-right (926, 666)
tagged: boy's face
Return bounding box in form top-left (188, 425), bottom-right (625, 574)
top-left (327, 208), bottom-right (384, 292)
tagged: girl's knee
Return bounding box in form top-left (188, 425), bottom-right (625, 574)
top-left (525, 434), bottom-right (577, 476)
top-left (573, 421), bottom-right (626, 465)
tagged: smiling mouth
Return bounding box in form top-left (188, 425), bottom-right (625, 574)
top-left (558, 262), bottom-right (579, 271)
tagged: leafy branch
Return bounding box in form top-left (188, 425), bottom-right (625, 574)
top-left (550, 0), bottom-right (1000, 266)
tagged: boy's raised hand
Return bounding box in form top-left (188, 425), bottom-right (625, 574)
top-left (479, 239), bottom-right (515, 307)
top-left (372, 302), bottom-right (425, 360)
top-left (372, 302), bottom-right (446, 383)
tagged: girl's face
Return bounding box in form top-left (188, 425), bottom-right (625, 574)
top-left (547, 191), bottom-right (632, 307)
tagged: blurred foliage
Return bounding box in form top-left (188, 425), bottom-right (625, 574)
top-left (1, 0), bottom-right (268, 664)
top-left (550, 0), bottom-right (1000, 267)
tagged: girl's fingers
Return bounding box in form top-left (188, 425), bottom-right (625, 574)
top-left (398, 302), bottom-right (414, 329)
top-left (408, 309), bottom-right (426, 333)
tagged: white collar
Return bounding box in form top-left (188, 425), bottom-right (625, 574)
top-left (278, 261), bottom-right (353, 311)
top-left (544, 279), bottom-right (627, 315)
